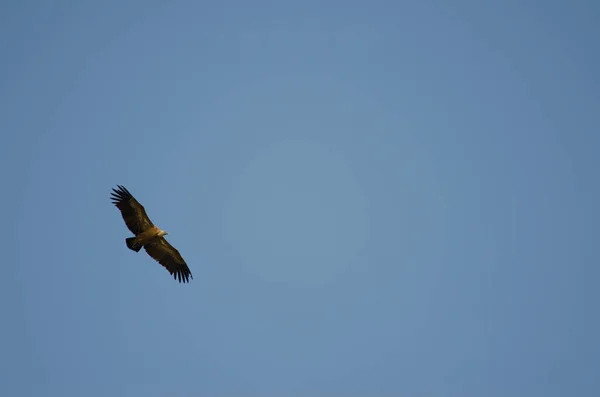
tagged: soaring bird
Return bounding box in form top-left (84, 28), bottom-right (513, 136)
top-left (110, 185), bottom-right (193, 283)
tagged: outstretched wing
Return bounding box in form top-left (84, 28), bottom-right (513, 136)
top-left (144, 237), bottom-right (193, 283)
top-left (110, 185), bottom-right (154, 235)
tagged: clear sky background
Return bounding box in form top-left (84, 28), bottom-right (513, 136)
top-left (1, 1), bottom-right (598, 396)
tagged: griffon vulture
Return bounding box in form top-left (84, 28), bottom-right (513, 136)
top-left (110, 185), bottom-right (193, 283)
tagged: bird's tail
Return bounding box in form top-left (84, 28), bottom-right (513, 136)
top-left (126, 237), bottom-right (143, 252)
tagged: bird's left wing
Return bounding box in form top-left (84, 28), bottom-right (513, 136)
top-left (144, 237), bottom-right (193, 283)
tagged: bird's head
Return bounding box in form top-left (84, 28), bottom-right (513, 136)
top-left (159, 229), bottom-right (169, 237)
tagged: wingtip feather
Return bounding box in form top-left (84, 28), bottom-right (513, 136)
top-left (110, 185), bottom-right (134, 205)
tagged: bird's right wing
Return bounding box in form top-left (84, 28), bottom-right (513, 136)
top-left (110, 185), bottom-right (154, 235)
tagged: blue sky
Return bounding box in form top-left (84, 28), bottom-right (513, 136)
top-left (1, 0), bottom-right (599, 396)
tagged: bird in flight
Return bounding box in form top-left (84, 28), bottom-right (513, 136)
top-left (110, 185), bottom-right (193, 283)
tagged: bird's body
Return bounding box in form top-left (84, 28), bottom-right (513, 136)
top-left (110, 185), bottom-right (193, 283)
top-left (126, 225), bottom-right (167, 251)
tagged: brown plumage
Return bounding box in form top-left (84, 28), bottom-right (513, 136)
top-left (110, 185), bottom-right (193, 283)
